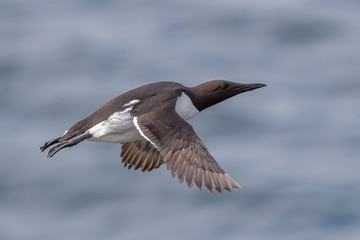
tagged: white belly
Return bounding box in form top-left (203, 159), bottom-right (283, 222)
top-left (87, 106), bottom-right (142, 143)
top-left (86, 94), bottom-right (199, 143)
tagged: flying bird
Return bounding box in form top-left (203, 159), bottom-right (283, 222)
top-left (40, 80), bottom-right (265, 193)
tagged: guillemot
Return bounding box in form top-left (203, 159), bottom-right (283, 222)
top-left (40, 80), bottom-right (265, 193)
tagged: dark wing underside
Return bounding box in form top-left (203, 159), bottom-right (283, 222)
top-left (130, 97), bottom-right (242, 193)
top-left (121, 140), bottom-right (164, 172)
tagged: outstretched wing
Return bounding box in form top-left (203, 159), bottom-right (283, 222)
top-left (132, 98), bottom-right (242, 193)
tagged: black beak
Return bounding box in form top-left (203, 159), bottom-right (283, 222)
top-left (232, 83), bottom-right (266, 93)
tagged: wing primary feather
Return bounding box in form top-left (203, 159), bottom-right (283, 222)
top-left (225, 174), bottom-right (242, 189)
top-left (125, 143), bottom-right (138, 168)
top-left (170, 150), bottom-right (185, 176)
top-left (120, 143), bottom-right (128, 158)
top-left (204, 170), bottom-right (215, 192)
top-left (220, 174), bottom-right (232, 192)
top-left (142, 150), bottom-right (155, 171)
top-left (186, 164), bottom-right (196, 188)
top-left (177, 157), bottom-right (188, 184)
top-left (166, 149), bottom-right (180, 170)
top-left (128, 148), bottom-right (140, 169)
top-left (141, 152), bottom-right (152, 172)
top-left (153, 151), bottom-right (161, 170)
top-left (194, 168), bottom-right (204, 190)
top-left (121, 143), bottom-right (133, 163)
top-left (133, 150), bottom-right (145, 170)
top-left (212, 172), bottom-right (224, 194)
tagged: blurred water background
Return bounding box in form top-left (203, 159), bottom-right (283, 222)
top-left (1, 0), bottom-right (360, 239)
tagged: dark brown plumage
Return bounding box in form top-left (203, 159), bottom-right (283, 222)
top-left (40, 80), bottom-right (266, 193)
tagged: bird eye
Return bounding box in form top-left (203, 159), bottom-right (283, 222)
top-left (222, 83), bottom-right (229, 89)
top-left (209, 83), bottom-right (230, 94)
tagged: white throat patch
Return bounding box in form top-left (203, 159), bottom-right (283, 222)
top-left (175, 92), bottom-right (199, 120)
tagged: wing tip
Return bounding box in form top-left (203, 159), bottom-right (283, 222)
top-left (169, 169), bottom-right (243, 193)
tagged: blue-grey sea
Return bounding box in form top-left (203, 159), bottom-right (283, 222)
top-left (1, 0), bottom-right (360, 239)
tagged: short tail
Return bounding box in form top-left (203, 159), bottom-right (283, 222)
top-left (40, 132), bottom-right (92, 158)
